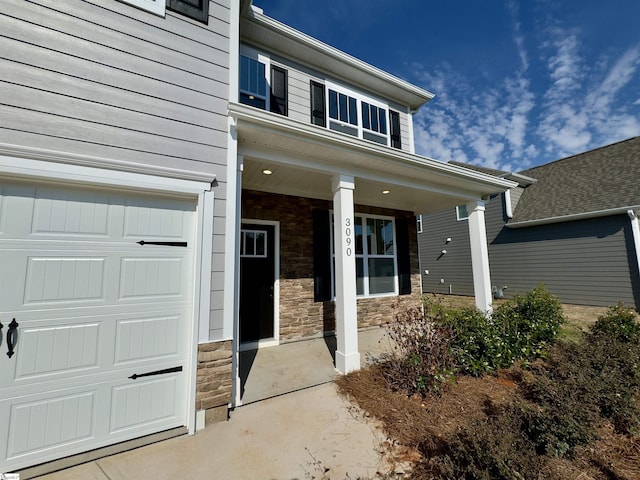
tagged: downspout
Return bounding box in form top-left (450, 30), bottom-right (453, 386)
top-left (628, 209), bottom-right (640, 279)
top-left (504, 189), bottom-right (513, 218)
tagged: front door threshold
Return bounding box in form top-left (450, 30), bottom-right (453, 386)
top-left (239, 338), bottom-right (279, 351)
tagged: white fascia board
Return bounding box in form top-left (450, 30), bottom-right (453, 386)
top-left (245, 10), bottom-right (434, 108)
top-left (507, 205), bottom-right (640, 228)
top-left (501, 171), bottom-right (537, 186)
top-left (0, 143), bottom-right (214, 194)
top-left (228, 102), bottom-right (516, 193)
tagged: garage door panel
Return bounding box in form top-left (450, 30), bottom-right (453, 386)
top-left (114, 315), bottom-right (179, 364)
top-left (6, 390), bottom-right (96, 460)
top-left (32, 187), bottom-right (111, 237)
top-left (16, 322), bottom-right (101, 380)
top-left (111, 375), bottom-right (181, 433)
top-left (24, 257), bottom-right (106, 304)
top-left (124, 197), bottom-right (194, 240)
top-left (119, 257), bottom-right (186, 299)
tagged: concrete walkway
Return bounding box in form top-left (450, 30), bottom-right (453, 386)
top-left (32, 328), bottom-right (397, 480)
top-left (34, 383), bottom-right (390, 480)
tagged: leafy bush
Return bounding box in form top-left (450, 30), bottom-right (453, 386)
top-left (382, 305), bottom-right (455, 396)
top-left (493, 285), bottom-right (565, 360)
top-left (584, 304), bottom-right (640, 433)
top-left (589, 302), bottom-right (640, 343)
top-left (438, 285), bottom-right (565, 376)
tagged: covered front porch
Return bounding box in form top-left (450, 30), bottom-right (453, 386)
top-left (227, 102), bottom-right (516, 405)
top-left (239, 327), bottom-right (389, 404)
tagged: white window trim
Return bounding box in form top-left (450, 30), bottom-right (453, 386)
top-left (324, 80), bottom-right (390, 147)
top-left (330, 212), bottom-right (398, 298)
top-left (417, 215), bottom-right (423, 233)
top-left (119, 0), bottom-right (165, 16)
top-left (239, 45), bottom-right (271, 112)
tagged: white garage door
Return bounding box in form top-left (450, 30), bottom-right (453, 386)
top-left (0, 180), bottom-right (196, 472)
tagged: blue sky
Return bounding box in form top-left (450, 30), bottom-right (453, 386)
top-left (253, 0), bottom-right (640, 172)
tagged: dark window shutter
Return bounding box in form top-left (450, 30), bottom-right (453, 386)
top-left (310, 80), bottom-right (326, 127)
top-left (270, 66), bottom-right (288, 116)
top-left (313, 209), bottom-right (332, 301)
top-left (166, 0), bottom-right (209, 23)
top-left (390, 110), bottom-right (402, 149)
top-left (396, 218), bottom-right (412, 295)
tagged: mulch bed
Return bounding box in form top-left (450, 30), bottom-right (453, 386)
top-left (336, 365), bottom-right (640, 480)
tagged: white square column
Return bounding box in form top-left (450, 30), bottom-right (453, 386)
top-left (467, 200), bottom-right (493, 315)
top-left (332, 175), bottom-right (361, 373)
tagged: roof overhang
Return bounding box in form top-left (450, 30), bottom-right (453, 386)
top-left (501, 172), bottom-right (537, 187)
top-left (229, 103), bottom-right (516, 214)
top-left (507, 205), bottom-right (640, 228)
top-left (240, 3), bottom-right (434, 111)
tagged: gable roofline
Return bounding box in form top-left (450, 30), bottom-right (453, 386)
top-left (242, 2), bottom-right (434, 110)
top-left (520, 136), bottom-right (640, 177)
top-left (508, 136), bottom-right (640, 226)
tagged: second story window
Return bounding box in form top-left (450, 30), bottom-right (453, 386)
top-left (240, 55), bottom-right (267, 109)
top-left (239, 47), bottom-right (288, 116)
top-left (310, 80), bottom-right (402, 149)
top-left (361, 101), bottom-right (387, 143)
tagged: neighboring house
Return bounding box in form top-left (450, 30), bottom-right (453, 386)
top-left (419, 136), bottom-right (640, 310)
top-left (0, 0), bottom-right (515, 472)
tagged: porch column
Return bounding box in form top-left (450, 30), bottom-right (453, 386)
top-left (332, 175), bottom-right (360, 373)
top-left (467, 200), bottom-right (493, 315)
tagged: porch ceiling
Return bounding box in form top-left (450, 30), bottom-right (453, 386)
top-left (230, 103), bottom-right (517, 214)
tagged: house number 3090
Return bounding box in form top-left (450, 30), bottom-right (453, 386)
top-left (345, 218), bottom-right (353, 256)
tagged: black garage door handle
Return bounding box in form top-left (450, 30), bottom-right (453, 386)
top-left (7, 318), bottom-right (18, 358)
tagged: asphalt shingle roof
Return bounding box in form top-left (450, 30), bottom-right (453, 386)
top-left (511, 136), bottom-right (640, 224)
top-left (448, 161), bottom-right (509, 178)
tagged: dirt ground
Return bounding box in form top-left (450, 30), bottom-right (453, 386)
top-left (336, 295), bottom-right (640, 480)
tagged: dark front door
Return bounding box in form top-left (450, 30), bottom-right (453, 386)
top-left (239, 223), bottom-right (275, 343)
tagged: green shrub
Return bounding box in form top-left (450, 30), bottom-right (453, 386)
top-left (589, 302), bottom-right (640, 343)
top-left (439, 285), bottom-right (565, 376)
top-left (494, 285), bottom-right (564, 356)
top-left (441, 306), bottom-right (505, 376)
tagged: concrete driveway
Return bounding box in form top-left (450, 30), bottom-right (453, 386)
top-left (34, 381), bottom-right (392, 480)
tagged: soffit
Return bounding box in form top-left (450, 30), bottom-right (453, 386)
top-left (230, 103), bottom-right (516, 214)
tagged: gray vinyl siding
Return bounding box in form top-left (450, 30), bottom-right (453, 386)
top-left (1, 0), bottom-right (232, 340)
top-left (419, 194), bottom-right (640, 308)
top-left (510, 186), bottom-right (525, 211)
top-left (418, 207), bottom-right (474, 296)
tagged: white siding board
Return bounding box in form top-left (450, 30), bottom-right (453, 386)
top-left (71, 0), bottom-right (231, 52)
top-left (0, 38), bottom-right (228, 114)
top-left (0, 105), bottom-right (222, 162)
top-left (1, 58), bottom-right (227, 130)
top-left (10, 0), bottom-right (229, 73)
top-left (1, 82), bottom-right (223, 147)
top-left (287, 68), bottom-right (310, 123)
top-left (0, 14), bottom-right (228, 93)
top-left (0, 130), bottom-right (226, 178)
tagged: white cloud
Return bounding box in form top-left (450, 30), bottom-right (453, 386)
top-left (538, 36), bottom-right (640, 157)
top-left (413, 64), bottom-right (536, 172)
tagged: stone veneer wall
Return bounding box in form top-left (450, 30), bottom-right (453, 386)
top-left (242, 190), bottom-right (422, 341)
top-left (196, 340), bottom-right (232, 423)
